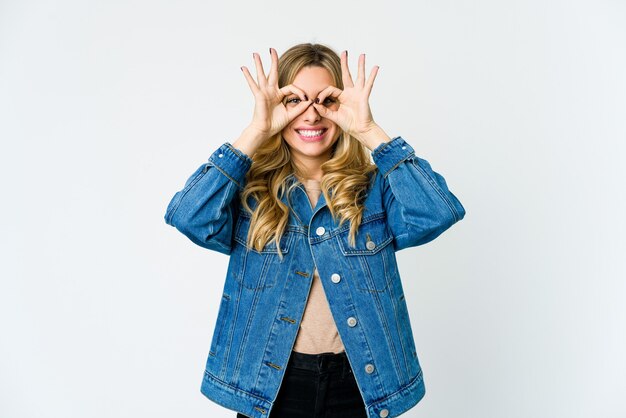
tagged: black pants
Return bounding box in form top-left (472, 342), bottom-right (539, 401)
top-left (236, 350), bottom-right (367, 418)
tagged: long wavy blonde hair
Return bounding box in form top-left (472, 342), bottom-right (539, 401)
top-left (240, 43), bottom-right (377, 258)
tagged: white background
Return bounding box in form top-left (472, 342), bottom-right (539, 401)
top-left (1, 1), bottom-right (625, 417)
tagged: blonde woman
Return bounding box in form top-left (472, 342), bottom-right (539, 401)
top-left (164, 43), bottom-right (465, 418)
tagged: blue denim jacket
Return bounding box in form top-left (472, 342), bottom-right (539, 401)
top-left (164, 136), bottom-right (465, 418)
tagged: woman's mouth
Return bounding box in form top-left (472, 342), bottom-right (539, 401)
top-left (295, 128), bottom-right (328, 142)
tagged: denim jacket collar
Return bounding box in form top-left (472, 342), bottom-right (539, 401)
top-left (283, 173), bottom-right (328, 228)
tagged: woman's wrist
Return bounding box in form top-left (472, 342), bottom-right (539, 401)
top-left (232, 126), bottom-right (268, 157)
top-left (356, 124), bottom-right (392, 151)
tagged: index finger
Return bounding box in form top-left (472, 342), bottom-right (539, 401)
top-left (279, 84), bottom-right (308, 102)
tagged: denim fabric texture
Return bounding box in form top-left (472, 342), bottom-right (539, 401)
top-left (236, 350), bottom-right (367, 418)
top-left (164, 136), bottom-right (466, 418)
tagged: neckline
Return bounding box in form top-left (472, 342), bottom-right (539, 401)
top-left (293, 174), bottom-right (321, 187)
top-left (301, 178), bottom-right (321, 190)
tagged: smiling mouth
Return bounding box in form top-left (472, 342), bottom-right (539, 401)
top-left (296, 128), bottom-right (328, 141)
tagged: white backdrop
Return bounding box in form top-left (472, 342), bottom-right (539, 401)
top-left (1, 1), bottom-right (625, 417)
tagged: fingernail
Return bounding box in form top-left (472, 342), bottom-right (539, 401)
top-left (315, 98), bottom-right (320, 104)
top-left (269, 47), bottom-right (272, 54)
top-left (240, 66), bottom-right (243, 71)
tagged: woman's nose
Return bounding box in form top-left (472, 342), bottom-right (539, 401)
top-left (303, 101), bottom-right (321, 122)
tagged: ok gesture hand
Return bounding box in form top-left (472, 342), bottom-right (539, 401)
top-left (311, 51), bottom-right (389, 149)
top-left (241, 48), bottom-right (313, 139)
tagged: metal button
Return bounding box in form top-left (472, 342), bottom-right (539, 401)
top-left (366, 240), bottom-right (376, 250)
top-left (401, 146), bottom-right (407, 150)
top-left (331, 273), bottom-right (341, 283)
top-left (365, 363), bottom-right (375, 374)
top-left (347, 317), bottom-right (357, 327)
top-left (379, 408), bottom-right (389, 417)
top-left (218, 153), bottom-right (224, 158)
top-left (315, 226), bottom-right (326, 236)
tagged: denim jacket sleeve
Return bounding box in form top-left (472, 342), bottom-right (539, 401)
top-left (371, 136), bottom-right (466, 251)
top-left (164, 142), bottom-right (252, 255)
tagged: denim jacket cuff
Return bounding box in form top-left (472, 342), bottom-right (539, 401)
top-left (207, 142), bottom-right (253, 188)
top-left (371, 136), bottom-right (415, 177)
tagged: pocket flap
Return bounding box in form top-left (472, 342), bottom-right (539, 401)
top-left (233, 214), bottom-right (293, 254)
top-left (337, 217), bottom-right (393, 256)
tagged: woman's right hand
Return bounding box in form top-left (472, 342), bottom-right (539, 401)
top-left (240, 48), bottom-right (312, 139)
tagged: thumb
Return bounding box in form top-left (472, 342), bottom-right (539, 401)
top-left (286, 99), bottom-right (313, 121)
top-left (312, 102), bottom-right (337, 123)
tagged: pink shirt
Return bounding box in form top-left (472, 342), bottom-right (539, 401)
top-left (292, 178), bottom-right (346, 354)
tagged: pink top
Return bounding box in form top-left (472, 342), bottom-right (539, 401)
top-left (292, 178), bottom-right (346, 354)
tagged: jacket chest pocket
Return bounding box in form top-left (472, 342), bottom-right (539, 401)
top-left (232, 214), bottom-right (293, 290)
top-left (336, 217), bottom-right (395, 293)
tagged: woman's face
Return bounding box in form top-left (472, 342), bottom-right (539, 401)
top-left (281, 66), bottom-right (342, 169)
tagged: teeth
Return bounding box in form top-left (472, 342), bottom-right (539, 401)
top-left (297, 129), bottom-right (324, 137)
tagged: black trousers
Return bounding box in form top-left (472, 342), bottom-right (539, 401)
top-left (236, 350), bottom-right (367, 418)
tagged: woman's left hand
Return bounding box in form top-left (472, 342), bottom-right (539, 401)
top-left (312, 51), bottom-right (390, 149)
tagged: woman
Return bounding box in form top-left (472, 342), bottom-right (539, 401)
top-left (164, 43), bottom-right (465, 418)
